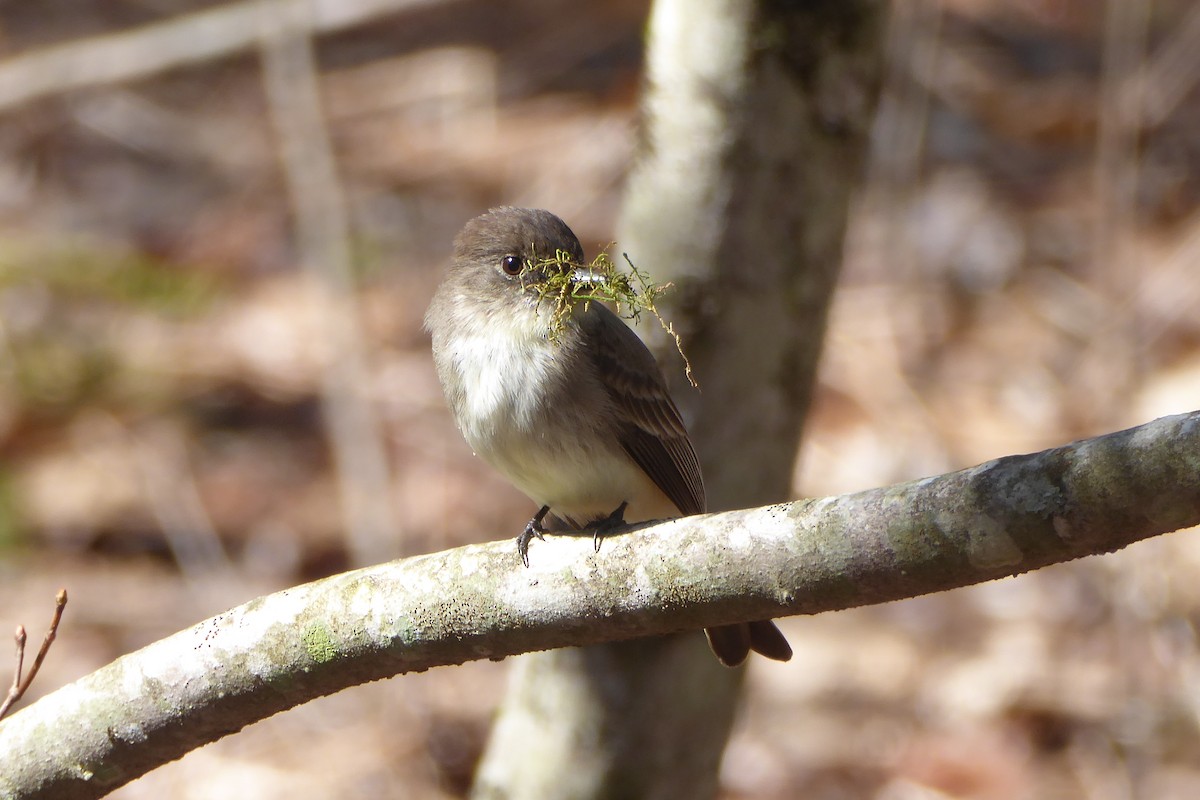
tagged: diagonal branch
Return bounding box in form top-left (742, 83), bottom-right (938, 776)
top-left (0, 0), bottom-right (440, 113)
top-left (1, 412), bottom-right (1198, 799)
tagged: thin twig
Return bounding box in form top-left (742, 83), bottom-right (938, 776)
top-left (0, 589), bottom-right (68, 721)
top-left (0, 626), bottom-right (28, 720)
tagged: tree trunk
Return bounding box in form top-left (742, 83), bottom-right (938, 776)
top-left (470, 1), bottom-right (884, 797)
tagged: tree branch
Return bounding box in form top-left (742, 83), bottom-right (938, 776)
top-left (0, 0), bottom-right (438, 113)
top-left (0, 590), bottom-right (68, 722)
top-left (1, 411), bottom-right (1198, 799)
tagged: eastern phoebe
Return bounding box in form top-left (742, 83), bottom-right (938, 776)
top-left (425, 206), bottom-right (792, 667)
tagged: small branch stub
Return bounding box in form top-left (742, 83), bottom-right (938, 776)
top-left (0, 589), bottom-right (68, 721)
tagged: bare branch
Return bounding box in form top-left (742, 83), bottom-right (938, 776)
top-left (0, 590), bottom-right (68, 722)
top-left (0, 413), bottom-right (1197, 799)
top-left (0, 627), bottom-right (28, 722)
top-left (0, 0), bottom-right (440, 113)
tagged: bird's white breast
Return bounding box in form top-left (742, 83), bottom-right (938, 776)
top-left (435, 296), bottom-right (677, 524)
top-left (449, 330), bottom-right (556, 443)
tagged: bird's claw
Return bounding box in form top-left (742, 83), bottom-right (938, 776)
top-left (517, 505), bottom-right (551, 568)
top-left (591, 501), bottom-right (628, 553)
top-left (517, 521), bottom-right (546, 568)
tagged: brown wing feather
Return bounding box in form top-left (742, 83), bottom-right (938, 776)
top-left (584, 304), bottom-right (705, 516)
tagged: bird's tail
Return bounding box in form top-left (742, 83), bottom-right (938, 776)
top-left (704, 620), bottom-right (793, 667)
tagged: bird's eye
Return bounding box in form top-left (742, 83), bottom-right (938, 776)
top-left (500, 255), bottom-right (523, 276)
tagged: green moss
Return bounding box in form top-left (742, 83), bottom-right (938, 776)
top-left (523, 248), bottom-right (697, 386)
top-left (0, 243), bottom-right (219, 316)
top-left (0, 240), bottom-right (224, 420)
top-left (10, 335), bottom-right (118, 413)
top-left (0, 469), bottom-right (24, 551)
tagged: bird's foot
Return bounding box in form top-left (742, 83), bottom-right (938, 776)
top-left (591, 501), bottom-right (629, 553)
top-left (517, 505), bottom-right (551, 568)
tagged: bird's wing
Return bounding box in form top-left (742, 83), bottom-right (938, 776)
top-left (585, 304), bottom-right (705, 516)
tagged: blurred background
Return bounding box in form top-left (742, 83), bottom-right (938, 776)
top-left (2, 0), bottom-right (1200, 797)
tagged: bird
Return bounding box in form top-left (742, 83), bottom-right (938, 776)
top-left (425, 206), bottom-right (792, 667)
